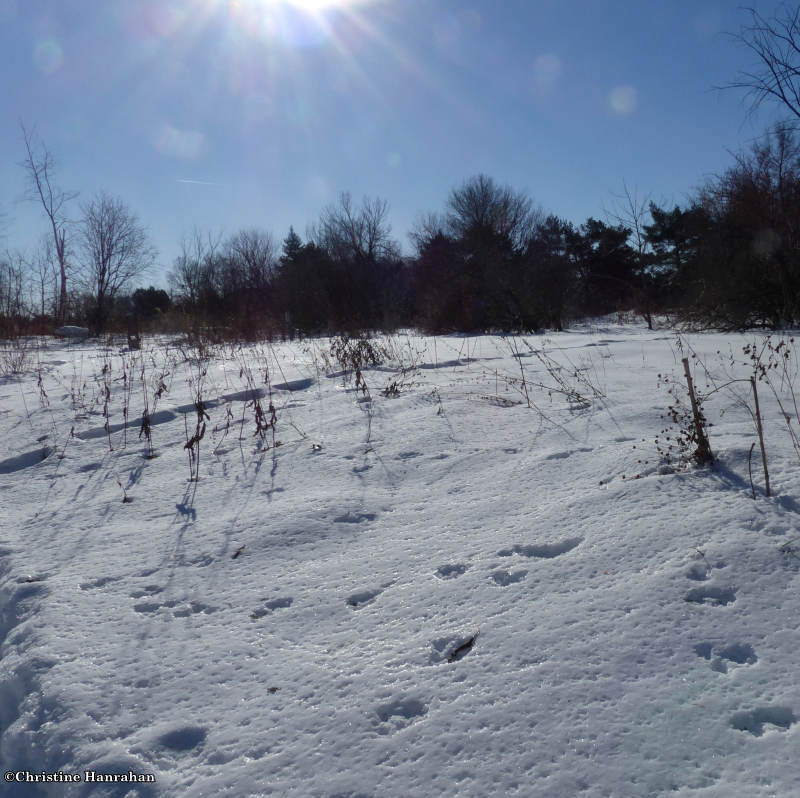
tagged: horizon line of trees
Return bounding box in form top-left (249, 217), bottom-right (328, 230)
top-left (3, 123), bottom-right (800, 337)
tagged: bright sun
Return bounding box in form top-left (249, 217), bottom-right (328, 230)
top-left (252, 0), bottom-right (367, 11)
top-left (218, 0), bottom-right (378, 52)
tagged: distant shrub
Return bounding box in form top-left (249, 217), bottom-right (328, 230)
top-left (330, 332), bottom-right (388, 395)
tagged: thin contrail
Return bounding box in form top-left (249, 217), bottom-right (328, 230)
top-left (177, 178), bottom-right (224, 186)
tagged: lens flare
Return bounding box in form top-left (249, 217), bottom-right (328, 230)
top-left (609, 85), bottom-right (637, 115)
top-left (33, 39), bottom-right (64, 74)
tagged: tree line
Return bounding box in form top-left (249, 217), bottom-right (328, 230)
top-left (3, 122), bottom-right (800, 338)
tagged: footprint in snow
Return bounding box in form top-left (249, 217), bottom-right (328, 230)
top-left (373, 697), bottom-right (428, 735)
top-left (685, 563), bottom-right (711, 582)
top-left (730, 706), bottom-right (796, 736)
top-left (173, 601), bottom-right (217, 618)
top-left (695, 642), bottom-right (757, 673)
top-left (435, 563), bottom-right (469, 580)
top-left (429, 633), bottom-right (479, 664)
top-left (251, 597), bottom-right (293, 619)
top-left (347, 586), bottom-right (387, 609)
top-left (490, 569), bottom-right (527, 586)
top-left (157, 724), bottom-right (208, 751)
top-left (685, 552), bottom-right (726, 582)
top-left (333, 510), bottom-right (377, 524)
top-left (684, 586), bottom-right (737, 606)
top-left (497, 537), bottom-right (583, 559)
top-left (130, 585), bottom-right (163, 599)
top-left (543, 448), bottom-right (592, 461)
top-left (133, 599), bottom-right (179, 614)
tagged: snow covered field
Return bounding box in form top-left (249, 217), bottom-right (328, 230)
top-left (1, 322), bottom-right (799, 797)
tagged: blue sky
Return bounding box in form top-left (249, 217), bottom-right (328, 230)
top-left (0, 0), bottom-right (789, 283)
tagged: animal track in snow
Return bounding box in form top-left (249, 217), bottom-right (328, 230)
top-left (497, 537), bottom-right (583, 559)
top-left (695, 642), bottom-right (757, 673)
top-left (173, 601), bottom-right (217, 618)
top-left (373, 697), bottom-right (428, 735)
top-left (447, 633), bottom-right (478, 662)
top-left (685, 552), bottom-right (726, 582)
top-left (347, 586), bottom-right (386, 609)
top-left (157, 724), bottom-right (208, 751)
top-left (133, 599), bottom-right (179, 614)
top-left (435, 563), bottom-right (469, 580)
top-left (543, 448), bottom-right (592, 461)
top-left (429, 633), bottom-right (479, 664)
top-left (250, 597), bottom-right (293, 619)
top-left (130, 585), bottom-right (163, 599)
top-left (730, 706), bottom-right (796, 736)
top-left (132, 597), bottom-right (217, 617)
top-left (686, 563), bottom-right (711, 581)
top-left (333, 510), bottom-right (377, 524)
top-left (490, 569), bottom-right (527, 586)
top-left (684, 586), bottom-right (737, 606)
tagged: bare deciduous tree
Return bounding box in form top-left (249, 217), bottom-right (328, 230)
top-left (225, 228), bottom-right (276, 292)
top-left (446, 174), bottom-right (542, 251)
top-left (409, 211), bottom-right (448, 254)
top-left (20, 124), bottom-right (76, 322)
top-left (79, 191), bottom-right (156, 330)
top-left (169, 228), bottom-right (223, 309)
top-left (312, 192), bottom-right (399, 262)
top-left (604, 181), bottom-right (652, 258)
top-left (727, 4), bottom-right (800, 123)
top-left (31, 236), bottom-right (59, 318)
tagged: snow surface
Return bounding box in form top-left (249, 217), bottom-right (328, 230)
top-left (1, 322), bottom-right (799, 797)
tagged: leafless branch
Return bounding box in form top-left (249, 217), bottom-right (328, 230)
top-left (724, 5), bottom-right (800, 124)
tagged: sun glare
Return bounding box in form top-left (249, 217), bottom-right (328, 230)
top-left (248, 0), bottom-right (369, 13)
top-left (223, 0), bottom-right (376, 46)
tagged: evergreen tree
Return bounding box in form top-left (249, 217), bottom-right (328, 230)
top-left (281, 226), bottom-right (303, 264)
